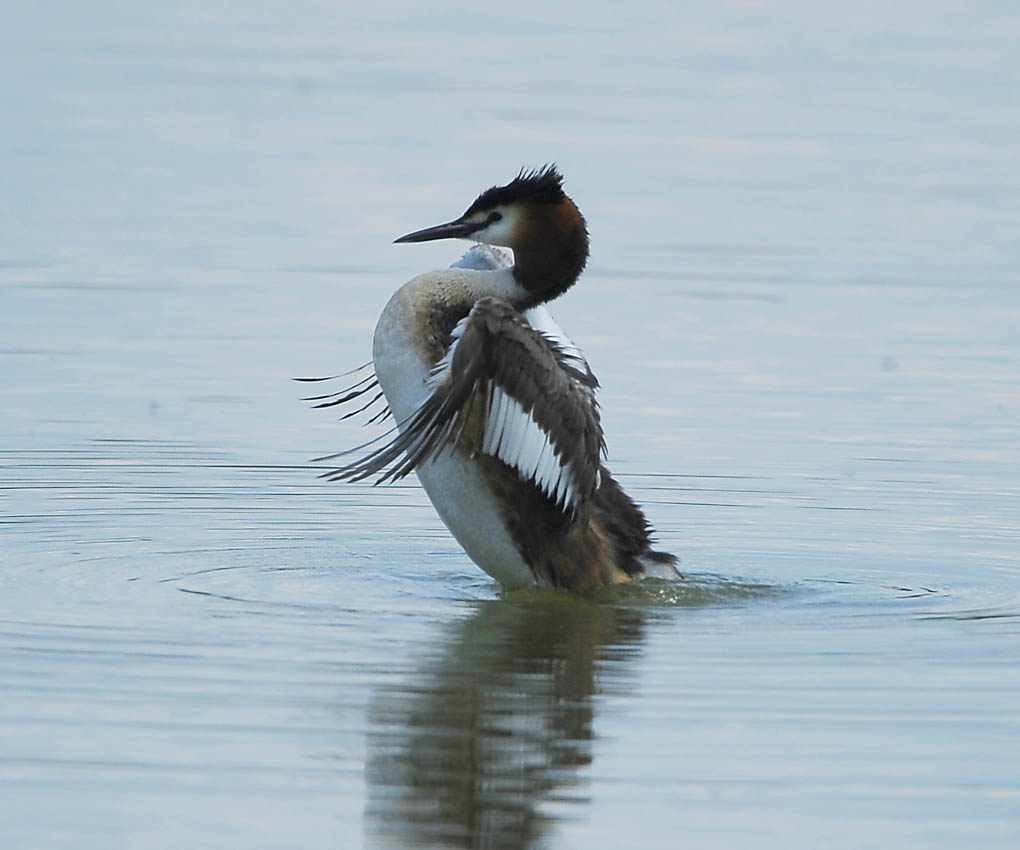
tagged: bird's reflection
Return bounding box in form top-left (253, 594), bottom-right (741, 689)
top-left (365, 593), bottom-right (651, 849)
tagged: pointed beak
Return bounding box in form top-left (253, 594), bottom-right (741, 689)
top-left (393, 217), bottom-right (480, 244)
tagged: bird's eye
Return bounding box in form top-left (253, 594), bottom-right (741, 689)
top-left (487, 211), bottom-right (503, 224)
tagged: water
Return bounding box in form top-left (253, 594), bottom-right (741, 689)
top-left (2, 2), bottom-right (1019, 847)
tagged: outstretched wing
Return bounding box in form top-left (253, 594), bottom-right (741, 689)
top-left (324, 297), bottom-right (605, 521)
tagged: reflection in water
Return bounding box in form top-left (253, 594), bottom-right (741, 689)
top-left (365, 594), bottom-right (651, 849)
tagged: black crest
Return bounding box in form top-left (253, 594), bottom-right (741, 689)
top-left (464, 164), bottom-right (567, 216)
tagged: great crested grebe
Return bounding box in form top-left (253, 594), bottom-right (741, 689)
top-left (309, 166), bottom-right (677, 590)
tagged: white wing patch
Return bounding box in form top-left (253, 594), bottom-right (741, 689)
top-left (522, 306), bottom-right (590, 375)
top-left (481, 385), bottom-right (578, 511)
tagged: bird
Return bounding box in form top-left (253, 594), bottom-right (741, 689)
top-left (307, 165), bottom-right (678, 590)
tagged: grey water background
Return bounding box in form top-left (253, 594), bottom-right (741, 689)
top-left (2, 1), bottom-right (1019, 847)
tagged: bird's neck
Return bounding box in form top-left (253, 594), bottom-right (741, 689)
top-left (510, 204), bottom-right (589, 309)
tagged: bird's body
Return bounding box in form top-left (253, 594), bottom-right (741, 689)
top-left (316, 167), bottom-right (677, 590)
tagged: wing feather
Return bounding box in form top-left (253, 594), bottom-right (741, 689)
top-left (322, 297), bottom-right (603, 522)
top-left (297, 363), bottom-right (392, 423)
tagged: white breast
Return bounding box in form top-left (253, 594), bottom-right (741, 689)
top-left (414, 454), bottom-right (537, 588)
top-left (371, 264), bottom-right (539, 588)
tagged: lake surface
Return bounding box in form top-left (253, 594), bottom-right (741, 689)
top-left (2, 2), bottom-right (1019, 847)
